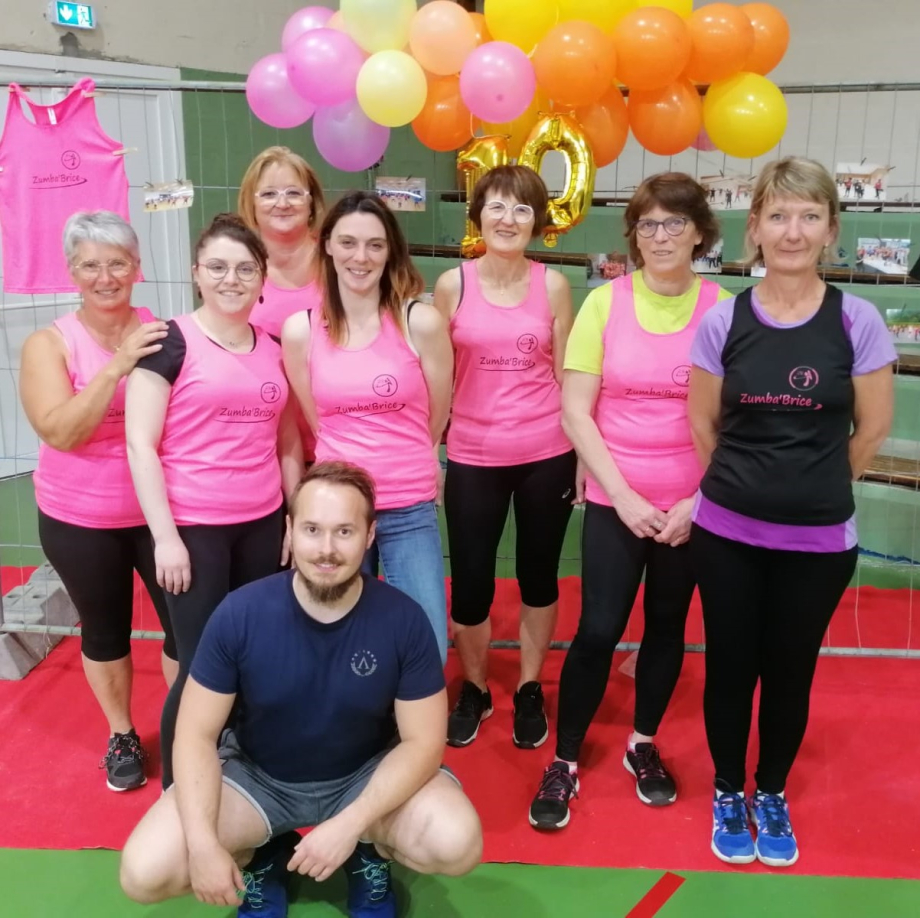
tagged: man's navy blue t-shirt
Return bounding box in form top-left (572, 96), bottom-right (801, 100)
top-left (190, 572), bottom-right (445, 783)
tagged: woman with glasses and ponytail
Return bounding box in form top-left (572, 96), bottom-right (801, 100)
top-left (126, 213), bottom-right (303, 788)
top-left (433, 165), bottom-right (576, 751)
top-left (528, 174), bottom-right (729, 831)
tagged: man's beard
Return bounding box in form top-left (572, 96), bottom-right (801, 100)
top-left (296, 560), bottom-right (362, 604)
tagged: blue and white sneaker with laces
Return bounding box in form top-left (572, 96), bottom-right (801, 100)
top-left (238, 831), bottom-right (298, 916)
top-left (750, 791), bottom-right (799, 867)
top-left (711, 791), bottom-right (756, 864)
top-left (344, 842), bottom-right (396, 917)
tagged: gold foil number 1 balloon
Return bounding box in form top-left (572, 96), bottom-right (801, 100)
top-left (456, 135), bottom-right (509, 257)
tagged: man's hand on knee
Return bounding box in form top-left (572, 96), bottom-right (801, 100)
top-left (287, 814), bottom-right (362, 883)
top-left (188, 840), bottom-right (246, 907)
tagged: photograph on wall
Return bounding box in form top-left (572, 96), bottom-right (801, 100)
top-left (692, 238), bottom-right (723, 274)
top-left (699, 172), bottom-right (756, 210)
top-left (857, 237), bottom-right (911, 276)
top-left (587, 252), bottom-right (634, 288)
top-left (819, 245), bottom-right (852, 270)
top-left (884, 306), bottom-right (920, 346)
top-left (143, 179), bottom-right (194, 212)
top-left (836, 163), bottom-right (892, 203)
top-left (375, 176), bottom-right (426, 212)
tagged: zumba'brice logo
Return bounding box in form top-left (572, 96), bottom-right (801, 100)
top-left (61, 150), bottom-right (81, 170)
top-left (372, 374), bottom-right (398, 397)
top-left (260, 382), bottom-right (282, 403)
top-left (517, 333), bottom-right (538, 355)
top-left (671, 365), bottom-right (691, 387)
top-left (789, 366), bottom-right (819, 391)
top-left (351, 651), bottom-right (378, 677)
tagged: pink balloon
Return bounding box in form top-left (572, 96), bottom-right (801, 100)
top-left (313, 99), bottom-right (391, 172)
top-left (459, 41), bottom-right (535, 124)
top-left (282, 6), bottom-right (334, 52)
top-left (246, 54), bottom-right (316, 129)
top-left (691, 127), bottom-right (718, 151)
top-left (287, 28), bottom-right (366, 107)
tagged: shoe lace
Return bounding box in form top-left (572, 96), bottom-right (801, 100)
top-left (755, 794), bottom-right (792, 837)
top-left (241, 864), bottom-right (271, 909)
top-left (536, 765), bottom-right (578, 803)
top-left (352, 856), bottom-right (391, 903)
top-left (715, 793), bottom-right (748, 834)
top-left (633, 745), bottom-right (667, 781)
top-left (454, 682), bottom-right (484, 718)
top-left (515, 685), bottom-right (544, 719)
top-left (99, 733), bottom-right (146, 769)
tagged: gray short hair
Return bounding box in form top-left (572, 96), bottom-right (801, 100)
top-left (63, 211), bottom-right (140, 263)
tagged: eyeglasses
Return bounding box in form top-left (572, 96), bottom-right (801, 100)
top-left (634, 216), bottom-right (690, 238)
top-left (256, 188), bottom-right (311, 206)
top-left (197, 260), bottom-right (261, 282)
top-left (484, 200), bottom-right (535, 223)
top-left (72, 258), bottom-right (135, 278)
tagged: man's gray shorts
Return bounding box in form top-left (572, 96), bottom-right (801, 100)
top-left (219, 733), bottom-right (457, 845)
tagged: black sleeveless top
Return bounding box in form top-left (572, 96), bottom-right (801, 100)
top-left (700, 285), bottom-right (855, 525)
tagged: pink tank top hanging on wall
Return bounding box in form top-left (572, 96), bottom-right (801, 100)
top-left (0, 78), bottom-right (132, 294)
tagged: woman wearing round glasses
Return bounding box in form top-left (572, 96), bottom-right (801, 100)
top-left (432, 165), bottom-right (576, 750)
top-left (529, 174), bottom-right (728, 831)
top-left (126, 213), bottom-right (302, 788)
top-left (19, 211), bottom-right (176, 793)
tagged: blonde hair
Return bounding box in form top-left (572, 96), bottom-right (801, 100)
top-left (237, 146), bottom-right (325, 235)
top-left (744, 157), bottom-right (840, 266)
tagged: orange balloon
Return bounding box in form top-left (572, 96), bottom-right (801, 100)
top-left (327, 10), bottom-right (347, 31)
top-left (628, 78), bottom-right (702, 155)
top-left (483, 90), bottom-right (550, 159)
top-left (685, 4), bottom-right (755, 84)
top-left (613, 8), bottom-right (691, 91)
top-left (533, 21), bottom-right (617, 109)
top-left (412, 75), bottom-right (476, 152)
top-left (468, 11), bottom-right (492, 45)
top-left (741, 3), bottom-right (790, 75)
top-left (575, 87), bottom-right (629, 167)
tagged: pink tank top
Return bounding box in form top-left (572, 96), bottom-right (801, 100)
top-left (588, 274), bottom-right (721, 511)
top-left (34, 307), bottom-right (155, 528)
top-left (159, 314), bottom-right (288, 525)
top-left (310, 308), bottom-right (436, 510)
top-left (447, 260), bottom-right (570, 466)
top-left (0, 79), bottom-right (132, 294)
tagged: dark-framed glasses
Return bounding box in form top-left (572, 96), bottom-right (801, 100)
top-left (198, 260), bottom-right (261, 282)
top-left (256, 188), bottom-right (311, 206)
top-left (484, 200), bottom-right (535, 223)
top-left (72, 258), bottom-right (134, 278)
top-left (634, 216), bottom-right (690, 238)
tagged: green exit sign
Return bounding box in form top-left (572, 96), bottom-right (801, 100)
top-left (49, 2), bottom-right (96, 29)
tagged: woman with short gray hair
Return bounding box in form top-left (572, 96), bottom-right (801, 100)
top-left (19, 210), bottom-right (177, 793)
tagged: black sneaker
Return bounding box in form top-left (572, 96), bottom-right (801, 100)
top-left (447, 681), bottom-right (493, 747)
top-left (512, 681), bottom-right (548, 749)
top-left (529, 761), bottom-right (579, 830)
top-left (623, 742), bottom-right (677, 806)
top-left (100, 729), bottom-right (147, 792)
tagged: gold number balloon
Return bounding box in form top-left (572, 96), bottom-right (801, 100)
top-left (518, 113), bottom-right (596, 247)
top-left (456, 134), bottom-right (509, 257)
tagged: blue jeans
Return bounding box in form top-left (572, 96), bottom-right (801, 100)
top-left (363, 500), bottom-right (448, 664)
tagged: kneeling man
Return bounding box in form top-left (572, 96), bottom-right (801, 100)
top-left (121, 461), bottom-right (481, 916)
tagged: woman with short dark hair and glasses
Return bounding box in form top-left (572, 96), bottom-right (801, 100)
top-left (20, 210), bottom-right (176, 793)
top-left (528, 173), bottom-right (729, 832)
top-left (126, 213), bottom-right (303, 788)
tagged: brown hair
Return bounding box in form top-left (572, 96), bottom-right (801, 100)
top-left (469, 165), bottom-right (550, 239)
top-left (624, 173), bottom-right (720, 268)
top-left (194, 213), bottom-right (268, 276)
top-left (237, 146), bottom-right (325, 234)
top-left (317, 191), bottom-right (424, 346)
top-left (289, 460), bottom-right (377, 525)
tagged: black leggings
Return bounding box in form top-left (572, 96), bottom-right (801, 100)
top-left (160, 506), bottom-right (285, 788)
top-left (555, 501), bottom-right (695, 762)
top-left (37, 510), bottom-right (175, 662)
top-left (445, 450), bottom-right (576, 626)
top-left (690, 524), bottom-right (858, 794)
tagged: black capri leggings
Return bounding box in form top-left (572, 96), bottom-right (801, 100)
top-left (160, 505), bottom-right (285, 788)
top-left (444, 450), bottom-right (577, 626)
top-left (555, 500), bottom-right (695, 763)
top-left (38, 509), bottom-right (176, 662)
top-left (690, 524), bottom-right (858, 795)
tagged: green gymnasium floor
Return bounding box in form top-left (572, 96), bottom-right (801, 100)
top-left (6, 851), bottom-right (920, 918)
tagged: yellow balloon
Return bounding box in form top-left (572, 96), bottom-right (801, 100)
top-left (341, 0), bottom-right (417, 53)
top-left (638, 0), bottom-right (693, 18)
top-left (482, 91), bottom-right (550, 160)
top-left (357, 51), bottom-right (428, 127)
top-left (457, 136), bottom-right (509, 257)
top-left (484, 0), bottom-right (559, 54)
top-left (703, 71), bottom-right (788, 159)
top-left (518, 113), bottom-right (595, 247)
top-left (557, 0), bottom-right (636, 32)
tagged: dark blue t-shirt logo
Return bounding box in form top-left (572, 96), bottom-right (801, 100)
top-left (350, 651), bottom-right (378, 677)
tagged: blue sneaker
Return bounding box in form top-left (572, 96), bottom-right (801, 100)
top-left (711, 791), bottom-right (756, 864)
top-left (750, 791), bottom-right (799, 867)
top-left (239, 832), bottom-right (298, 916)
top-left (344, 842), bottom-right (396, 917)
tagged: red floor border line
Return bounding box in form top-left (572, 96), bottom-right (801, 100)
top-left (625, 871), bottom-right (686, 918)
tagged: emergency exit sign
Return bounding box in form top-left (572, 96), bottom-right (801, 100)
top-left (49, 2), bottom-right (96, 30)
